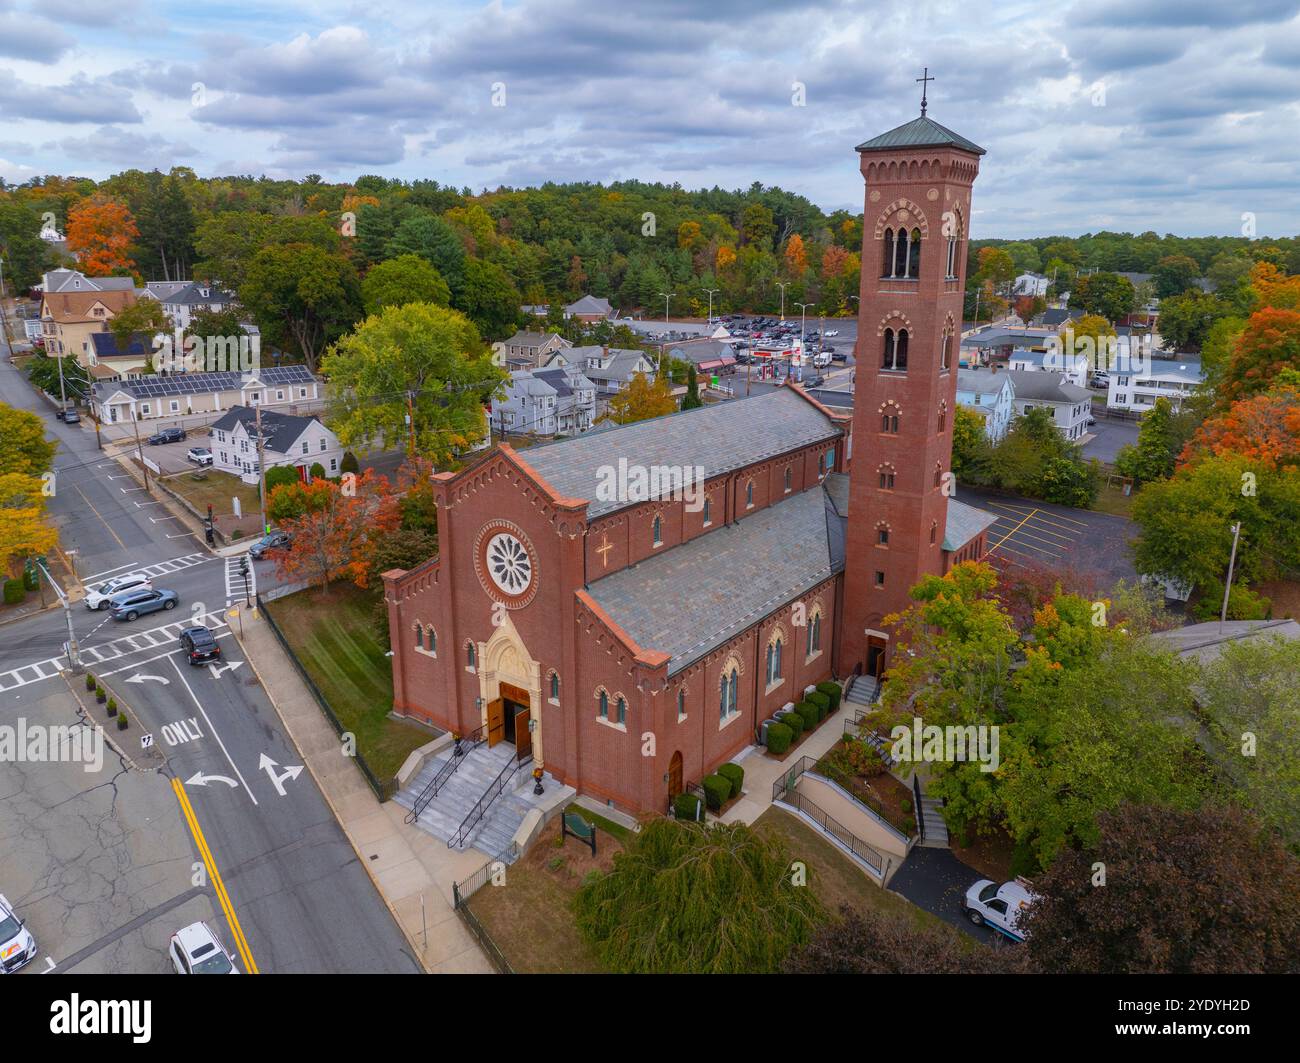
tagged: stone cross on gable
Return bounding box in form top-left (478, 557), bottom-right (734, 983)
top-left (917, 67), bottom-right (934, 117)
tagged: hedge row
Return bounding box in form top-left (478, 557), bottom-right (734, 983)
top-left (816, 681), bottom-right (842, 711)
top-left (3, 579), bottom-right (26, 606)
top-left (766, 721), bottom-right (793, 754)
top-left (674, 792), bottom-right (704, 821)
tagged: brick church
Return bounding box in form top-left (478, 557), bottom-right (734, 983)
top-left (383, 106), bottom-right (996, 816)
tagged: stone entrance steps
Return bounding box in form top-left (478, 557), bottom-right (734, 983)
top-left (394, 742), bottom-right (567, 861)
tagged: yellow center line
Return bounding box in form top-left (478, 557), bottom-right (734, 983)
top-left (72, 482), bottom-right (128, 552)
top-left (171, 777), bottom-right (259, 974)
top-left (989, 507), bottom-right (1041, 551)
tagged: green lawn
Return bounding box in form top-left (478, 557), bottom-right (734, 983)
top-left (1091, 481), bottom-right (1137, 518)
top-left (162, 469), bottom-right (262, 520)
top-left (265, 584), bottom-right (433, 785)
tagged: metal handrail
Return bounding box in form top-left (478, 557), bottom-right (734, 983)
top-left (449, 755), bottom-right (523, 849)
top-left (405, 726), bottom-right (485, 824)
top-left (912, 772), bottom-right (926, 843)
top-left (771, 766), bottom-right (886, 875)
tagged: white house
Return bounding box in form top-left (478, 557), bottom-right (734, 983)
top-left (139, 280), bottom-right (238, 330)
top-left (1107, 354), bottom-right (1204, 413)
top-left (546, 346), bottom-right (655, 398)
top-left (90, 365), bottom-right (322, 425)
top-left (210, 405), bottom-right (344, 484)
top-left (1008, 347), bottom-right (1090, 387)
top-left (1014, 271), bottom-right (1050, 297)
top-left (1006, 370), bottom-right (1094, 441)
top-left (956, 367), bottom-right (1016, 441)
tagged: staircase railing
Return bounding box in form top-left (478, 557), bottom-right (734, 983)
top-left (449, 755), bottom-right (524, 850)
top-left (912, 772), bottom-right (926, 843)
top-left (405, 726), bottom-right (485, 824)
top-left (771, 760), bottom-right (887, 877)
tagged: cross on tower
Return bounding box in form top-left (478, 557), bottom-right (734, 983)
top-left (917, 67), bottom-right (934, 117)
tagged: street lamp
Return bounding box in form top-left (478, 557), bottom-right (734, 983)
top-left (701, 288), bottom-right (720, 324)
top-left (794, 302), bottom-right (815, 384)
top-left (776, 281), bottom-right (788, 322)
top-left (656, 292), bottom-right (674, 327)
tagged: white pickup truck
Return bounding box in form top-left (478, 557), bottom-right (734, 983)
top-left (963, 878), bottom-right (1036, 942)
top-left (0, 894), bottom-right (37, 974)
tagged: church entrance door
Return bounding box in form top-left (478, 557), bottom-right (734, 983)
top-left (866, 637), bottom-right (887, 679)
top-left (668, 751), bottom-right (683, 800)
top-left (514, 705), bottom-right (532, 762)
top-left (486, 698), bottom-right (506, 747)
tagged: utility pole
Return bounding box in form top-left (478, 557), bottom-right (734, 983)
top-left (405, 391), bottom-right (417, 456)
top-left (1219, 521), bottom-right (1242, 632)
top-left (255, 403), bottom-right (268, 536)
top-left (55, 353), bottom-right (68, 416)
top-left (776, 281), bottom-right (787, 322)
top-left (131, 410), bottom-right (151, 493)
top-left (795, 302), bottom-right (814, 384)
top-left (657, 291), bottom-right (674, 327)
top-left (36, 559), bottom-right (80, 674)
top-left (701, 288), bottom-right (719, 324)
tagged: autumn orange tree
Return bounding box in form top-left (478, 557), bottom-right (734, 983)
top-left (783, 233), bottom-right (807, 277)
top-left (268, 470), bottom-right (398, 591)
top-left (1183, 380), bottom-right (1300, 470)
top-left (606, 371), bottom-right (677, 425)
top-left (1216, 306), bottom-right (1300, 407)
top-left (66, 195), bottom-right (138, 276)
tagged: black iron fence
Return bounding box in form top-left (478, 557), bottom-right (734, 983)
top-left (771, 764), bottom-right (886, 877)
top-left (256, 592), bottom-right (395, 802)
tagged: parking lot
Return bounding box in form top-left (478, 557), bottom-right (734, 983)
top-left (0, 684), bottom-right (223, 974)
top-left (959, 487), bottom-right (1138, 584)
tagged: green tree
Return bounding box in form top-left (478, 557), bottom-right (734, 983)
top-left (320, 302), bottom-right (502, 467)
top-left (385, 213), bottom-right (467, 297)
top-left (1152, 254), bottom-right (1200, 299)
top-left (1156, 290), bottom-right (1228, 352)
top-left (1113, 397), bottom-right (1190, 485)
top-left (950, 405), bottom-right (986, 479)
top-left (360, 254), bottom-right (450, 316)
top-left (457, 257), bottom-right (520, 340)
top-left (573, 819), bottom-right (824, 973)
top-left (1069, 272), bottom-right (1136, 322)
top-left (680, 363), bottom-right (703, 410)
top-left (240, 243), bottom-right (362, 371)
top-left (108, 298), bottom-right (170, 351)
top-left (0, 403), bottom-right (56, 476)
top-left (0, 200), bottom-right (50, 292)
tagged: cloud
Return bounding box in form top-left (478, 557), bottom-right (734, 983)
top-left (46, 126), bottom-right (197, 165)
top-left (0, 12), bottom-right (74, 63)
top-left (0, 72), bottom-right (143, 123)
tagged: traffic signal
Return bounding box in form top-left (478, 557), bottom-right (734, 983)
top-left (239, 557), bottom-right (249, 577)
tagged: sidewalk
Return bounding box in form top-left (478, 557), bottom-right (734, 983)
top-left (721, 690), bottom-right (856, 827)
top-left (234, 605), bottom-right (493, 974)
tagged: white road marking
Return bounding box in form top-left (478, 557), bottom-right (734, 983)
top-left (167, 655), bottom-right (259, 806)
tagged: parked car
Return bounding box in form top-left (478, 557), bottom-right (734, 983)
top-left (248, 530), bottom-right (291, 560)
top-left (1089, 374), bottom-right (1109, 388)
top-left (825, 329), bottom-right (840, 337)
top-left (169, 922), bottom-right (238, 975)
top-left (830, 349), bottom-right (849, 362)
top-left (806, 374), bottom-right (827, 388)
top-left (179, 626), bottom-right (222, 665)
top-left (147, 427), bottom-right (186, 445)
top-left (963, 878), bottom-right (1037, 942)
top-left (0, 893), bottom-right (37, 974)
top-left (1086, 416), bottom-right (1097, 426)
top-left (109, 587), bottom-right (178, 622)
top-left (186, 447), bottom-right (214, 466)
top-left (84, 573), bottom-right (153, 611)
top-left (62, 409), bottom-right (80, 424)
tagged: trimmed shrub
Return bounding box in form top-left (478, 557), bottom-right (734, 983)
top-left (265, 465), bottom-right (299, 493)
top-left (106, 698), bottom-right (117, 716)
top-left (808, 691), bottom-right (831, 719)
top-left (340, 451), bottom-right (360, 476)
top-left (309, 462), bottom-right (326, 481)
top-left (717, 762), bottom-right (744, 798)
top-left (674, 792), bottom-right (704, 822)
top-left (117, 716), bottom-right (129, 730)
top-left (95, 685), bottom-right (106, 703)
top-left (766, 721), bottom-right (793, 755)
top-left (795, 700), bottom-right (819, 730)
top-left (901, 796), bottom-right (913, 814)
top-left (3, 579), bottom-right (26, 606)
top-left (779, 711), bottom-right (804, 738)
top-left (902, 816), bottom-right (916, 835)
top-left (702, 774), bottom-right (731, 812)
top-left (816, 681), bottom-right (842, 711)
top-left (85, 674), bottom-right (96, 691)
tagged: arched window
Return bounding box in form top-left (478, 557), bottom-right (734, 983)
top-left (907, 228), bottom-right (921, 278)
top-left (598, 690), bottom-right (609, 718)
top-left (881, 411), bottom-right (899, 433)
top-left (677, 688), bottom-right (686, 719)
top-left (413, 623), bottom-right (423, 649)
top-left (466, 642), bottom-right (476, 669)
top-left (893, 227), bottom-right (910, 278)
top-left (930, 520), bottom-right (938, 545)
top-left (896, 328), bottom-right (909, 370)
top-left (652, 514), bottom-right (662, 545)
top-left (427, 626), bottom-right (436, 655)
top-left (878, 464), bottom-right (896, 489)
top-left (809, 612), bottom-right (822, 654)
top-left (881, 328), bottom-right (895, 370)
top-left (940, 330), bottom-right (952, 371)
top-left (883, 328), bottom-right (908, 371)
top-left (934, 464), bottom-right (943, 488)
top-left (719, 667), bottom-right (739, 720)
top-left (745, 480), bottom-right (754, 507)
top-left (702, 497), bottom-right (712, 525)
top-left (616, 696), bottom-right (627, 725)
top-left (784, 466), bottom-right (792, 492)
top-left (938, 406), bottom-right (947, 433)
top-left (550, 672), bottom-right (559, 700)
top-left (766, 637), bottom-right (783, 685)
top-left (882, 227), bottom-right (896, 277)
top-left (878, 525), bottom-right (890, 545)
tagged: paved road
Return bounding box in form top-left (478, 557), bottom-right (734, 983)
top-left (2, 330), bottom-right (417, 974)
top-left (1081, 413), bottom-right (1139, 465)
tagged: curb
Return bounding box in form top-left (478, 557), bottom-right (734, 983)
top-left (230, 612), bottom-right (435, 974)
top-left (62, 671), bottom-right (167, 775)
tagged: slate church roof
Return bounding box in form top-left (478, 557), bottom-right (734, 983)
top-left (856, 115), bottom-right (985, 155)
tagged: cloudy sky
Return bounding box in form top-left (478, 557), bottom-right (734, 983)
top-left (2, 0), bottom-right (1299, 238)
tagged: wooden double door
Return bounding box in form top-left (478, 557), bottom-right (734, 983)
top-left (487, 682), bottom-right (533, 762)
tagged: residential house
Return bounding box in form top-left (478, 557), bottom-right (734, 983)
top-left (1106, 354), bottom-right (1204, 413)
top-left (139, 280), bottom-right (238, 329)
top-left (41, 268), bottom-right (135, 294)
top-left (549, 345), bottom-right (656, 401)
top-left (87, 331), bottom-right (154, 378)
top-left (492, 365), bottom-right (598, 437)
top-left (956, 367), bottom-right (1016, 441)
top-left (1006, 370), bottom-right (1094, 441)
top-left (39, 288), bottom-right (137, 365)
top-left (1038, 307), bottom-right (1076, 330)
top-left (90, 365), bottom-right (322, 425)
top-left (1014, 271), bottom-right (1050, 296)
top-left (501, 330), bottom-right (571, 368)
top-left (210, 405), bottom-right (344, 484)
top-left (1008, 347), bottom-right (1090, 387)
top-left (564, 294), bottom-right (614, 323)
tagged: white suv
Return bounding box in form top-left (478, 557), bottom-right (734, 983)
top-left (0, 894), bottom-right (37, 974)
top-left (169, 921), bottom-right (238, 974)
top-left (84, 573), bottom-right (153, 611)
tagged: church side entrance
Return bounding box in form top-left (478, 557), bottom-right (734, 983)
top-left (500, 681), bottom-right (532, 762)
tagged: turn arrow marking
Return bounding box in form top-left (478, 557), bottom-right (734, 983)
top-left (125, 673), bottom-right (170, 685)
top-left (184, 771), bottom-right (239, 789)
top-left (206, 661), bottom-right (244, 679)
top-left (258, 753), bottom-right (304, 797)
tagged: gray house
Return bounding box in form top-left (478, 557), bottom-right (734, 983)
top-left (1005, 370), bottom-right (1093, 441)
top-left (492, 365), bottom-right (597, 437)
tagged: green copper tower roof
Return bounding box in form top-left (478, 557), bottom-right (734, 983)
top-left (856, 115), bottom-right (985, 156)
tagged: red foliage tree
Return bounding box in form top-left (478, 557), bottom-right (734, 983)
top-left (1218, 306), bottom-right (1300, 407)
top-left (1183, 383), bottom-right (1300, 470)
top-left (66, 195), bottom-right (138, 276)
top-left (270, 470), bottom-right (398, 591)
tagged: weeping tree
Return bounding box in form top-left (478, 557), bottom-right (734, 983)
top-left (573, 819), bottom-right (824, 973)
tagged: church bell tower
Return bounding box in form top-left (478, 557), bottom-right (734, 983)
top-left (839, 86), bottom-right (985, 679)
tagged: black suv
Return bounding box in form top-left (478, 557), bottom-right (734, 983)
top-left (147, 427), bottom-right (187, 445)
top-left (179, 626), bottom-right (222, 665)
